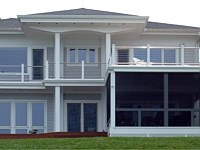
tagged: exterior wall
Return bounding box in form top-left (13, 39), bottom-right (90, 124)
top-left (0, 90), bottom-right (54, 132)
top-left (113, 34), bottom-right (197, 47)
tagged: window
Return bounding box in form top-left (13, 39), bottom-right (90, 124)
top-left (0, 101), bottom-right (46, 134)
top-left (78, 49), bottom-right (87, 63)
top-left (89, 49), bottom-right (95, 63)
top-left (70, 49), bottom-right (76, 63)
top-left (66, 48), bottom-right (97, 63)
top-left (134, 48), bottom-right (147, 62)
top-left (0, 47), bottom-right (27, 72)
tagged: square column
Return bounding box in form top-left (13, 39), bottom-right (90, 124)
top-left (55, 86), bottom-right (61, 132)
top-left (55, 33), bottom-right (61, 79)
top-left (110, 71), bottom-right (116, 128)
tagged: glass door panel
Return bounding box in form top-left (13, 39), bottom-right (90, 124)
top-left (84, 103), bottom-right (97, 132)
top-left (15, 103), bottom-right (27, 126)
top-left (33, 49), bottom-right (44, 80)
top-left (67, 103), bottom-right (81, 132)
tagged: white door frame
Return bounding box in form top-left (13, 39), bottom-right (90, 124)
top-left (64, 100), bottom-right (100, 132)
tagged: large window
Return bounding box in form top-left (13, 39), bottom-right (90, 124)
top-left (0, 101), bottom-right (46, 134)
top-left (0, 48), bottom-right (27, 72)
top-left (65, 48), bottom-right (97, 63)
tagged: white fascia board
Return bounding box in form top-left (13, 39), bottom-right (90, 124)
top-left (0, 31), bottom-right (24, 35)
top-left (109, 65), bottom-right (200, 73)
top-left (43, 79), bottom-right (105, 86)
top-left (18, 15), bottom-right (149, 24)
top-left (143, 29), bottom-right (200, 35)
top-left (0, 82), bottom-right (45, 89)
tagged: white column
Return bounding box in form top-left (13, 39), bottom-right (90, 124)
top-left (21, 64), bottom-right (24, 82)
top-left (110, 71), bottom-right (116, 128)
top-left (106, 33), bottom-right (111, 68)
top-left (81, 60), bottom-right (85, 79)
top-left (55, 86), bottom-right (61, 132)
top-left (180, 44), bottom-right (185, 65)
top-left (55, 33), bottom-right (61, 79)
top-left (111, 44), bottom-right (115, 65)
top-left (147, 44), bottom-right (150, 65)
top-left (45, 60), bottom-right (49, 80)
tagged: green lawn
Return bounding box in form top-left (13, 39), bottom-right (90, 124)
top-left (0, 137), bottom-right (199, 149)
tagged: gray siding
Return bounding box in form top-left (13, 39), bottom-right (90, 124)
top-left (64, 93), bottom-right (101, 100)
top-left (47, 47), bottom-right (55, 78)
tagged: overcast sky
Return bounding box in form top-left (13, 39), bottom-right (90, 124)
top-left (0, 0), bottom-right (200, 27)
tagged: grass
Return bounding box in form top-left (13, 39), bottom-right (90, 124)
top-left (0, 137), bottom-right (199, 149)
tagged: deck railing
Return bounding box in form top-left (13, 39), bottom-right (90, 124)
top-left (111, 44), bottom-right (200, 66)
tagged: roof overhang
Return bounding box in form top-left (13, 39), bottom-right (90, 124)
top-left (18, 15), bottom-right (149, 24)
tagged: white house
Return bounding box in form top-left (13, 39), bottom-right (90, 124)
top-left (0, 8), bottom-right (199, 137)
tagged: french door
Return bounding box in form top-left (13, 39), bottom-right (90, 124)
top-left (33, 49), bottom-right (44, 80)
top-left (66, 102), bottom-right (97, 132)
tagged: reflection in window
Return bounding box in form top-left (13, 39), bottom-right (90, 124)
top-left (116, 111), bottom-right (138, 126)
top-left (16, 103), bottom-right (27, 126)
top-left (0, 48), bottom-right (27, 72)
top-left (32, 103), bottom-right (44, 126)
top-left (164, 49), bottom-right (175, 63)
top-left (78, 49), bottom-right (86, 63)
top-left (134, 48), bottom-right (147, 62)
top-left (89, 49), bottom-right (95, 63)
top-left (0, 103), bottom-right (11, 126)
top-left (70, 49), bottom-right (76, 63)
top-left (150, 49), bottom-right (161, 63)
top-left (16, 129), bottom-right (27, 134)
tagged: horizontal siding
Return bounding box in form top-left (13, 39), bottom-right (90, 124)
top-left (64, 93), bottom-right (101, 100)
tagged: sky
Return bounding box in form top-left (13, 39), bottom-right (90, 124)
top-left (0, 0), bottom-right (200, 27)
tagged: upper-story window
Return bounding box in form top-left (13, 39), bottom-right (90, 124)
top-left (0, 47), bottom-right (27, 72)
top-left (65, 48), bottom-right (97, 63)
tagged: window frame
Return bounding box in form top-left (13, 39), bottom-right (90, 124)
top-left (0, 100), bottom-right (47, 134)
top-left (65, 47), bottom-right (98, 65)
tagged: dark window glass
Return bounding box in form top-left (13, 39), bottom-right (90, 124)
top-left (32, 103), bottom-right (44, 126)
top-left (168, 111), bottom-right (191, 126)
top-left (141, 111), bottom-right (164, 126)
top-left (84, 103), bottom-right (97, 131)
top-left (33, 49), bottom-right (43, 80)
top-left (116, 111), bottom-right (138, 126)
top-left (118, 49), bottom-right (129, 63)
top-left (0, 48), bottom-right (27, 72)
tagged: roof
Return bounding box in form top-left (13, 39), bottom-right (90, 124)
top-left (0, 18), bottom-right (21, 29)
top-left (146, 21), bottom-right (200, 29)
top-left (0, 9), bottom-right (199, 30)
top-left (29, 8), bottom-right (135, 16)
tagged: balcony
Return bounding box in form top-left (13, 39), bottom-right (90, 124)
top-left (0, 62), bottom-right (106, 82)
top-left (112, 45), bottom-right (200, 67)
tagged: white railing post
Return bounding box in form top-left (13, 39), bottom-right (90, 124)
top-left (81, 60), bottom-right (84, 79)
top-left (45, 60), bottom-right (49, 80)
top-left (181, 44), bottom-right (185, 65)
top-left (111, 44), bottom-right (115, 65)
top-left (21, 64), bottom-right (24, 82)
top-left (147, 44), bottom-right (150, 65)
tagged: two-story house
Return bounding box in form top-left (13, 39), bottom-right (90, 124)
top-left (0, 8), bottom-right (199, 137)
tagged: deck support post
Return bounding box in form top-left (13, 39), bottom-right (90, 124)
top-left (110, 71), bottom-right (116, 128)
top-left (55, 86), bottom-right (61, 132)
